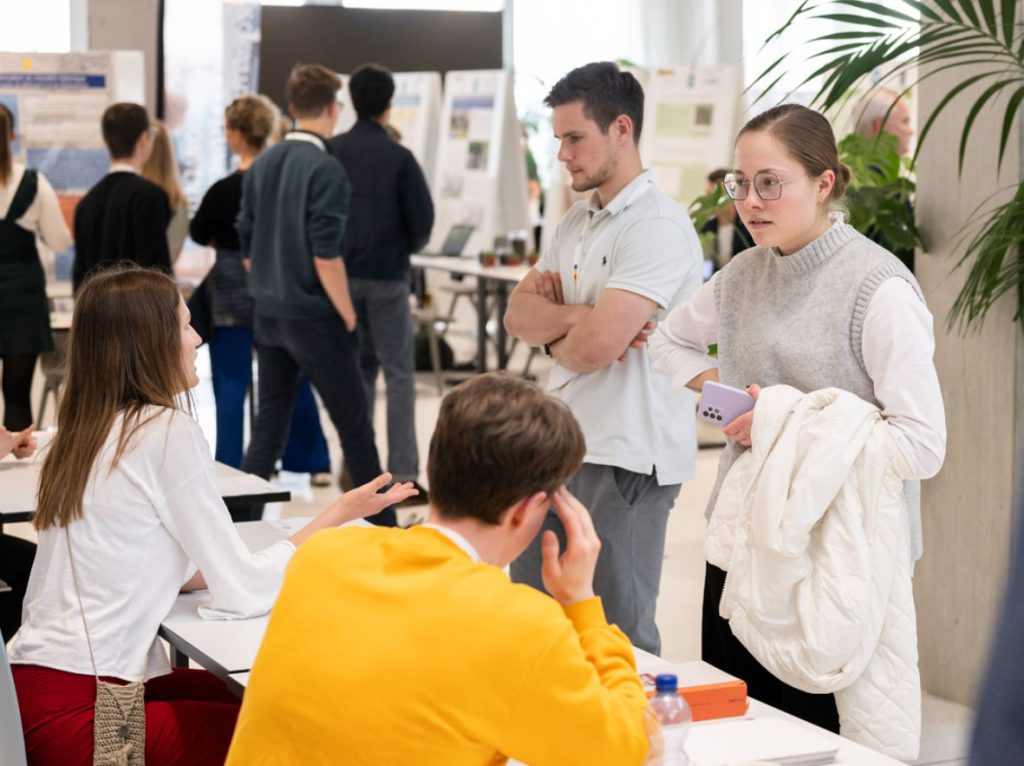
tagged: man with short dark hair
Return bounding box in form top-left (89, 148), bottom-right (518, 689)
top-left (328, 63), bottom-right (434, 502)
top-left (226, 373), bottom-right (650, 765)
top-left (504, 62), bottom-right (704, 655)
top-left (72, 102), bottom-right (171, 291)
top-left (239, 64), bottom-right (391, 524)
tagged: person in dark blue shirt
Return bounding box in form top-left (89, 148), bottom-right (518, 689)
top-left (238, 64), bottom-right (392, 525)
top-left (328, 64), bottom-right (434, 502)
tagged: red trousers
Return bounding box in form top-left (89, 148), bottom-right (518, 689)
top-left (12, 664), bottom-right (241, 766)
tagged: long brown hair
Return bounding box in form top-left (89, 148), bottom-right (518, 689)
top-left (0, 102), bottom-right (14, 186)
top-left (141, 119), bottom-right (185, 209)
top-left (35, 267), bottom-right (193, 530)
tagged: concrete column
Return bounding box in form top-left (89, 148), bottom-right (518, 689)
top-left (77, 0), bottom-right (160, 114)
top-left (913, 54), bottom-right (1023, 704)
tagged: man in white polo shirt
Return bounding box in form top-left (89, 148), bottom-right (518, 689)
top-left (503, 61), bottom-right (703, 654)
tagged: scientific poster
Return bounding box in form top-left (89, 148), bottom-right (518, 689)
top-left (640, 64), bottom-right (743, 207)
top-left (0, 52), bottom-right (144, 194)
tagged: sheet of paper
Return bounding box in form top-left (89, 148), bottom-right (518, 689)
top-left (685, 717), bottom-right (838, 765)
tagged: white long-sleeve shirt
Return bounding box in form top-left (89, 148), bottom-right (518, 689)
top-left (8, 408), bottom-right (295, 681)
top-left (0, 162), bottom-right (72, 253)
top-left (649, 273), bottom-right (946, 480)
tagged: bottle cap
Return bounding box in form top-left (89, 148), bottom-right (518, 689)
top-left (655, 674), bottom-right (678, 693)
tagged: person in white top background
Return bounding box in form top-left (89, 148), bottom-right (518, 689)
top-left (8, 266), bottom-right (416, 766)
top-left (648, 104), bottom-right (945, 735)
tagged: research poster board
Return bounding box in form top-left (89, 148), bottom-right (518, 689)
top-left (0, 51), bottom-right (144, 195)
top-left (389, 71), bottom-right (442, 185)
top-left (429, 69), bottom-right (529, 256)
top-left (639, 64), bottom-right (743, 208)
top-left (0, 51), bottom-right (144, 280)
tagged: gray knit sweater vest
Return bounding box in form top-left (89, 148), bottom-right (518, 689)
top-left (708, 220), bottom-right (926, 561)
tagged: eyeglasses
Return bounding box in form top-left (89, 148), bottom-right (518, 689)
top-left (722, 171), bottom-right (803, 201)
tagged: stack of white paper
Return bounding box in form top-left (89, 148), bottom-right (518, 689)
top-left (685, 717), bottom-right (839, 765)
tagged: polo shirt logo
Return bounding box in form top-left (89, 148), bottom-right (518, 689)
top-left (602, 255), bottom-right (608, 266)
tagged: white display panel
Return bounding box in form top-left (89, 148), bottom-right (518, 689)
top-left (639, 64), bottom-right (744, 207)
top-left (429, 69), bottom-right (529, 256)
top-left (0, 51), bottom-right (145, 194)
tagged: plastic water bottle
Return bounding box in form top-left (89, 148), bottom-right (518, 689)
top-left (647, 674), bottom-right (692, 765)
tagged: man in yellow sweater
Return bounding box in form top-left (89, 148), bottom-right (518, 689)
top-left (226, 373), bottom-right (651, 765)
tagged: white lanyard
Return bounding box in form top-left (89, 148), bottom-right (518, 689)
top-left (571, 176), bottom-right (654, 302)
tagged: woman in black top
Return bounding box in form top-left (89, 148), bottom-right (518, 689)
top-left (0, 102), bottom-right (71, 431)
top-left (190, 95), bottom-right (330, 476)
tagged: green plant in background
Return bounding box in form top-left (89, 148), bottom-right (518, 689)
top-left (750, 0), bottom-right (1024, 332)
top-left (839, 131), bottom-right (922, 267)
top-left (688, 186), bottom-right (731, 256)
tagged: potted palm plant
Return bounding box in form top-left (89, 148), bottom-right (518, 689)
top-left (749, 0), bottom-right (1023, 332)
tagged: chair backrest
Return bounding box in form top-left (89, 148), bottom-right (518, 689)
top-left (0, 640), bottom-right (28, 766)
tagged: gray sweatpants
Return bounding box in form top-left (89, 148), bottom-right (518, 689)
top-left (510, 462), bottom-right (680, 655)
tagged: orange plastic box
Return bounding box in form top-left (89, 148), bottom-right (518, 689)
top-left (641, 674), bottom-right (748, 722)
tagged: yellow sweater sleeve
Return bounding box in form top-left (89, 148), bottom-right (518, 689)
top-left (494, 597), bottom-right (650, 766)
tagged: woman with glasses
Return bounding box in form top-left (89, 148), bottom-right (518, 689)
top-left (648, 104), bottom-right (945, 731)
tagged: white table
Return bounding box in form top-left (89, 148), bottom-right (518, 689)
top-left (411, 254), bottom-right (530, 372)
top-left (0, 454), bottom-right (289, 528)
top-left (162, 519), bottom-right (907, 765)
top-left (158, 517), bottom-right (310, 677)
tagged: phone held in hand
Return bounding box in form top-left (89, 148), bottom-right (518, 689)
top-left (698, 381), bottom-right (755, 426)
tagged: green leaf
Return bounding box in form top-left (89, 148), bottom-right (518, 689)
top-left (814, 12), bottom-right (901, 27)
top-left (912, 70), bottom-right (999, 164)
top-left (810, 30), bottom-right (887, 41)
top-left (955, 0), bottom-right (982, 27)
top-left (997, 85), bottom-right (1024, 169)
top-left (931, 0), bottom-right (965, 23)
top-left (745, 51), bottom-right (790, 97)
top-left (833, 0), bottom-right (920, 23)
top-left (978, 0), bottom-right (1000, 36)
top-left (899, 0), bottom-right (943, 22)
top-left (1000, 0), bottom-right (1018, 45)
top-left (956, 79), bottom-right (1018, 174)
top-left (760, 0), bottom-right (817, 51)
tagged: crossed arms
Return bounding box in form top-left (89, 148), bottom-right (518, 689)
top-left (503, 269), bottom-right (656, 373)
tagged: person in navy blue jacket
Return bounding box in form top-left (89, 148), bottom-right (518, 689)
top-left (328, 64), bottom-right (434, 503)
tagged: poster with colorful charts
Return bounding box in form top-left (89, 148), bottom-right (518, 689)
top-left (639, 64), bottom-right (743, 209)
top-left (428, 69), bottom-right (529, 257)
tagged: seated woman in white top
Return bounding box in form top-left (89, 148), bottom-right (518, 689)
top-left (8, 266), bottom-right (416, 766)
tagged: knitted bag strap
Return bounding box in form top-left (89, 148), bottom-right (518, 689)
top-left (64, 528), bottom-right (148, 698)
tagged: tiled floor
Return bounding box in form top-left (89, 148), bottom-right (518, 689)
top-left (9, 307), bottom-right (974, 764)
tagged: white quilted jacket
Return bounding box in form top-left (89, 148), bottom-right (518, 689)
top-left (705, 385), bottom-right (920, 762)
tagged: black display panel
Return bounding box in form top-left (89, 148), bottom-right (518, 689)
top-left (259, 5), bottom-right (504, 107)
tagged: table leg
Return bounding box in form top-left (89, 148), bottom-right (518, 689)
top-left (170, 645), bottom-right (190, 669)
top-left (496, 283), bottom-right (509, 370)
top-left (476, 277), bottom-right (488, 373)
top-left (412, 267), bottom-right (427, 307)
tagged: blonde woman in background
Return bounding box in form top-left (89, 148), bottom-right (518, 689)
top-left (142, 119), bottom-right (189, 261)
top-left (189, 95), bottom-right (331, 478)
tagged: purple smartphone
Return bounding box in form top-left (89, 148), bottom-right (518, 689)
top-left (699, 381), bottom-right (755, 426)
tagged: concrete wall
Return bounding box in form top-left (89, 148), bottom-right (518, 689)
top-left (76, 0), bottom-right (160, 114)
top-left (913, 56), bottom-right (1022, 704)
